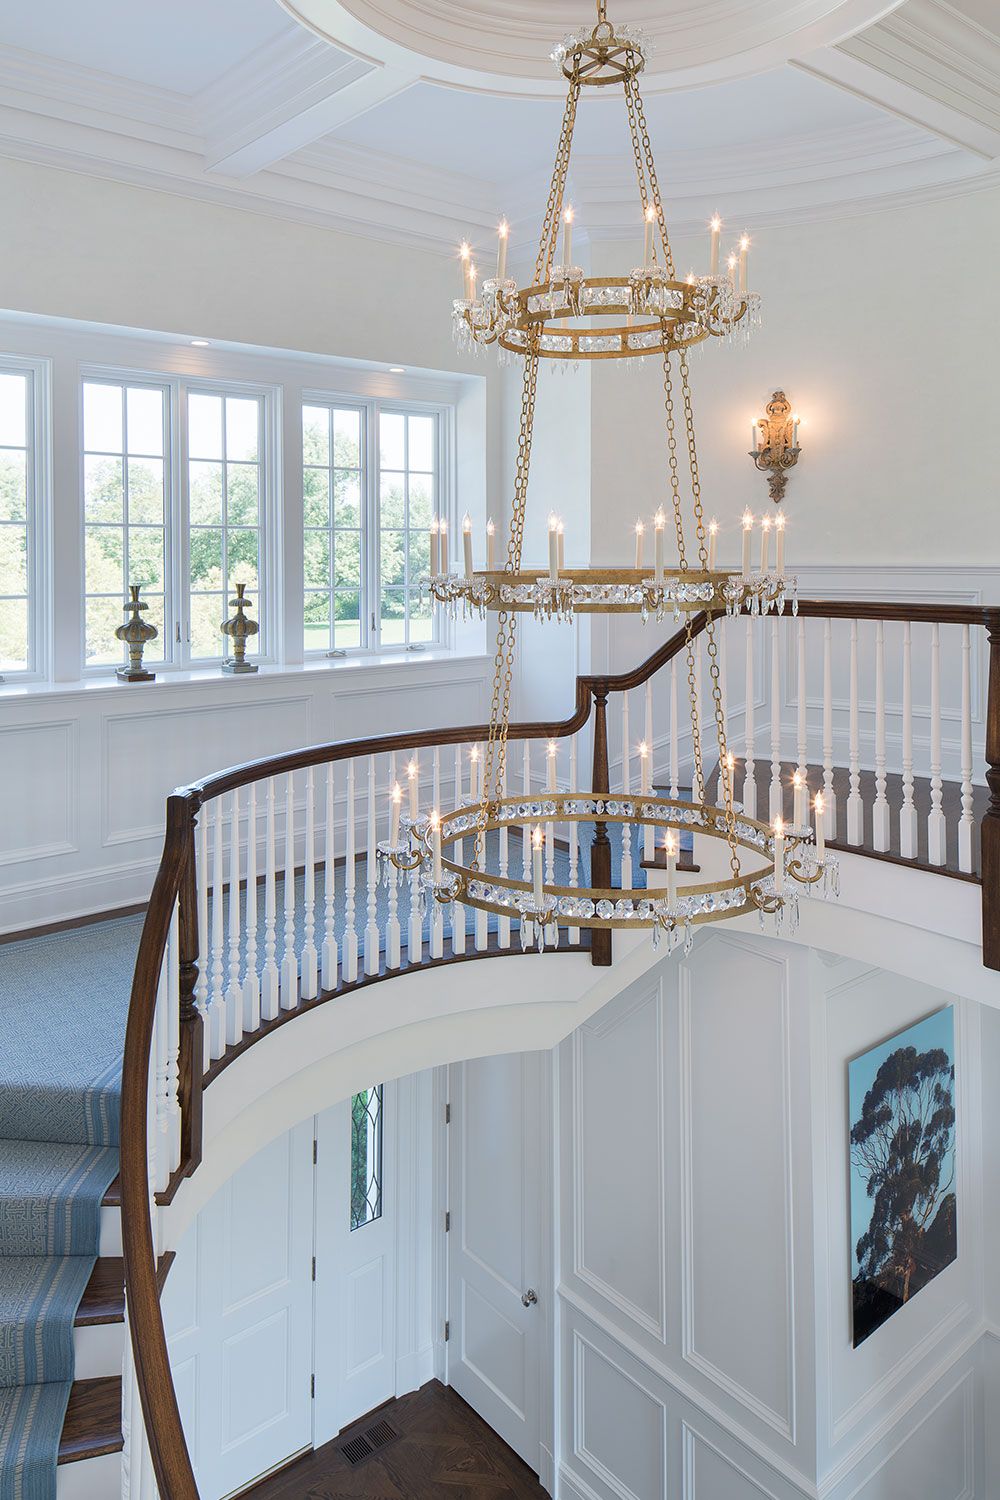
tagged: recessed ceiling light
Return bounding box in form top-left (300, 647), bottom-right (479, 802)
top-left (389, 365), bottom-right (406, 374)
top-left (190, 338), bottom-right (211, 347)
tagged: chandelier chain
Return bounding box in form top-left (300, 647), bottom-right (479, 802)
top-left (535, 80), bottom-right (581, 287)
top-left (660, 353), bottom-right (688, 572)
top-left (477, 350), bottom-right (540, 867)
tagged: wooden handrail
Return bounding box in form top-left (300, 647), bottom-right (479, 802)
top-left (120, 597), bottom-right (1000, 1500)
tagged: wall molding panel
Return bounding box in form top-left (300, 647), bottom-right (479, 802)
top-left (0, 717), bottom-right (78, 866)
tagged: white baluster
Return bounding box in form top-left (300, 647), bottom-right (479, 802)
top-left (743, 617), bottom-right (756, 818)
top-left (344, 760), bottom-right (359, 981)
top-left (847, 620), bottom-right (863, 846)
top-left (621, 693), bottom-right (633, 889)
top-left (474, 742), bottom-right (489, 952)
top-left (899, 622), bottom-right (918, 860)
top-left (822, 619), bottom-right (836, 839)
top-left (872, 621), bottom-right (890, 851)
top-left (364, 755), bottom-right (380, 976)
top-left (451, 745), bottom-right (466, 955)
top-left (499, 755), bottom-right (511, 949)
top-left (261, 778), bottom-right (279, 1021)
top-left (796, 617), bottom-right (807, 789)
top-left (225, 789), bottom-right (242, 1047)
top-left (644, 678), bottom-right (654, 862)
top-left (208, 800), bottom-right (226, 1059)
top-left (670, 658), bottom-right (679, 802)
top-left (959, 624), bottom-right (974, 873)
top-left (386, 752), bottom-right (402, 970)
top-left (430, 747), bottom-right (444, 959)
top-left (568, 734), bottom-right (580, 945)
top-left (243, 782), bottom-right (260, 1032)
top-left (407, 751), bottom-right (422, 967)
top-left (322, 762), bottom-right (339, 990)
top-left (196, 807), bottom-right (210, 1068)
top-left (301, 767), bottom-right (319, 996)
top-left (281, 771), bottom-right (298, 1009)
top-left (928, 623), bottom-right (946, 865)
top-left (769, 618), bottom-right (782, 822)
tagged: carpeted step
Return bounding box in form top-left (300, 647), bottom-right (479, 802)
top-left (0, 1142), bottom-right (119, 1259)
top-left (0, 1259), bottom-right (95, 1387)
top-left (0, 1382), bottom-right (73, 1500)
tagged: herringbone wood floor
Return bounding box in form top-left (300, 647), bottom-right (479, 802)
top-left (249, 1381), bottom-right (548, 1499)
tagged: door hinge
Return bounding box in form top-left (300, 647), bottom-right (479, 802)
top-left (311, 1256), bottom-right (316, 1281)
top-left (444, 1320), bottom-right (450, 1343)
top-left (445, 1102), bottom-right (451, 1124)
top-left (311, 1374), bottom-right (315, 1399)
top-left (313, 1139), bottom-right (318, 1165)
top-left (445, 1210), bottom-right (450, 1232)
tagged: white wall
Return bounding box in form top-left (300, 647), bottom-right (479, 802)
top-left (550, 933), bottom-right (988, 1500)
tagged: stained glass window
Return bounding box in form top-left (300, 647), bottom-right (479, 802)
top-left (350, 1085), bottom-right (383, 1231)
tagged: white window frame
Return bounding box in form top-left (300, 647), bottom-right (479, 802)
top-left (302, 391), bottom-right (452, 659)
top-left (0, 355), bottom-right (50, 682)
top-left (80, 366), bottom-right (278, 673)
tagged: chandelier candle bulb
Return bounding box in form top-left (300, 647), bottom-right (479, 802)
top-left (639, 740), bottom-right (651, 795)
top-left (486, 517), bottom-right (496, 570)
top-left (643, 203), bottom-right (657, 267)
top-left (496, 220), bottom-right (509, 281)
top-left (741, 509), bottom-right (754, 577)
top-left (389, 783), bottom-right (402, 847)
top-left (557, 519), bottom-right (565, 571)
top-left (792, 413), bottom-right (800, 446)
top-left (439, 516), bottom-right (448, 571)
top-left (407, 759), bottom-right (419, 819)
top-left (760, 514), bottom-right (772, 573)
top-left (462, 513), bottom-right (474, 578)
top-left (739, 233), bottom-right (750, 294)
top-left (547, 740), bottom-right (558, 792)
top-left (773, 816), bottom-right (785, 896)
top-left (792, 771), bottom-right (806, 829)
top-left (775, 513), bottom-right (786, 573)
top-left (707, 519), bottom-right (718, 571)
top-left (431, 814), bottom-right (442, 882)
top-left (710, 215), bottom-right (721, 276)
top-left (654, 507), bottom-right (666, 582)
top-left (750, 418), bottom-right (759, 454)
top-left (548, 514), bottom-right (559, 580)
top-left (727, 253), bottom-right (737, 288)
top-left (470, 746), bottom-right (480, 804)
top-left (459, 241), bottom-right (472, 299)
top-left (814, 793), bottom-right (826, 860)
top-left (469, 262), bottom-right (478, 300)
top-left (430, 517), bottom-right (440, 576)
top-left (532, 825), bottom-right (545, 905)
top-left (562, 206), bottom-right (574, 267)
top-left (664, 831), bottom-right (678, 909)
top-left (634, 519), bottom-right (644, 569)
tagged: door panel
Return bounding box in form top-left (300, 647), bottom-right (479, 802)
top-left (447, 1053), bottom-right (544, 1471)
top-left (314, 1084), bottom-right (397, 1444)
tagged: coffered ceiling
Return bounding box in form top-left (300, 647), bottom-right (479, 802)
top-left (0, 0), bottom-right (997, 254)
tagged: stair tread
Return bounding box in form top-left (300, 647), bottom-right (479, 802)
top-left (76, 1258), bottom-right (124, 1326)
top-left (101, 1176), bottom-right (121, 1207)
top-left (58, 1377), bottom-right (122, 1464)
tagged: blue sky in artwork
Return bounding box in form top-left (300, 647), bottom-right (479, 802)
top-left (848, 1006), bottom-right (955, 1279)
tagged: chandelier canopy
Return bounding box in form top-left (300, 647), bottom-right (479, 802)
top-left (380, 1), bottom-right (834, 954)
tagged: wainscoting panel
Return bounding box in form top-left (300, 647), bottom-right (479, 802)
top-left (681, 1424), bottom-right (781, 1500)
top-left (573, 1330), bottom-right (668, 1500)
top-left (0, 718), bottom-right (77, 865)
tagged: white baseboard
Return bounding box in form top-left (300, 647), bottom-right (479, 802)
top-left (395, 1343), bottom-right (435, 1399)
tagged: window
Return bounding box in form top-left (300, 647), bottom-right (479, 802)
top-left (302, 400), bottom-right (442, 655)
top-left (0, 363), bottom-right (42, 676)
top-left (303, 403), bottom-right (364, 652)
top-left (83, 379), bottom-right (168, 667)
top-left (187, 391), bottom-right (263, 661)
top-left (350, 1085), bottom-right (383, 1231)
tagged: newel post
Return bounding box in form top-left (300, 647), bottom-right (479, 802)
top-left (983, 624), bottom-right (1000, 972)
top-left (173, 793), bottom-right (204, 1177)
top-left (590, 684), bottom-right (613, 966)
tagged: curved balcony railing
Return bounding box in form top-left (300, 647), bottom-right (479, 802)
top-left (120, 599), bottom-right (1000, 1500)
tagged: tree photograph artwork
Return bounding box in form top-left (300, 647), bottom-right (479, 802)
top-left (849, 1006), bottom-right (956, 1347)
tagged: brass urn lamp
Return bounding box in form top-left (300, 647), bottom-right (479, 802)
top-left (221, 583), bottom-right (260, 674)
top-left (115, 585), bottom-right (158, 682)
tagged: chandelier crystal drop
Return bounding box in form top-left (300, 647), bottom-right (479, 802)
top-left (380, 1), bottom-right (837, 952)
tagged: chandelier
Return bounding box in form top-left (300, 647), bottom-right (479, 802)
top-left (380, 2), bottom-right (836, 954)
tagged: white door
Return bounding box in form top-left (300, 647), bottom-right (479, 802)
top-left (447, 1053), bottom-right (545, 1471)
top-left (314, 1082), bottom-right (397, 1445)
top-left (163, 1121), bottom-right (315, 1500)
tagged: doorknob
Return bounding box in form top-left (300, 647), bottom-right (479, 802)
top-left (521, 1289), bottom-right (538, 1307)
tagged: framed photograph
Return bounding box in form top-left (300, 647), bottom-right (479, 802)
top-left (849, 1006), bottom-right (957, 1348)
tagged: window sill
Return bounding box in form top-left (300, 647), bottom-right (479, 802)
top-left (0, 649), bottom-right (491, 704)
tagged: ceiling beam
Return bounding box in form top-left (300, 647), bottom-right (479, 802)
top-left (794, 0), bottom-right (1000, 159)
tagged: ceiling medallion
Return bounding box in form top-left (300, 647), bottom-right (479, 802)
top-left (380, 1), bottom-right (835, 953)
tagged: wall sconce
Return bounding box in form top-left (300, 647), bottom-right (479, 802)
top-left (749, 390), bottom-right (801, 504)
